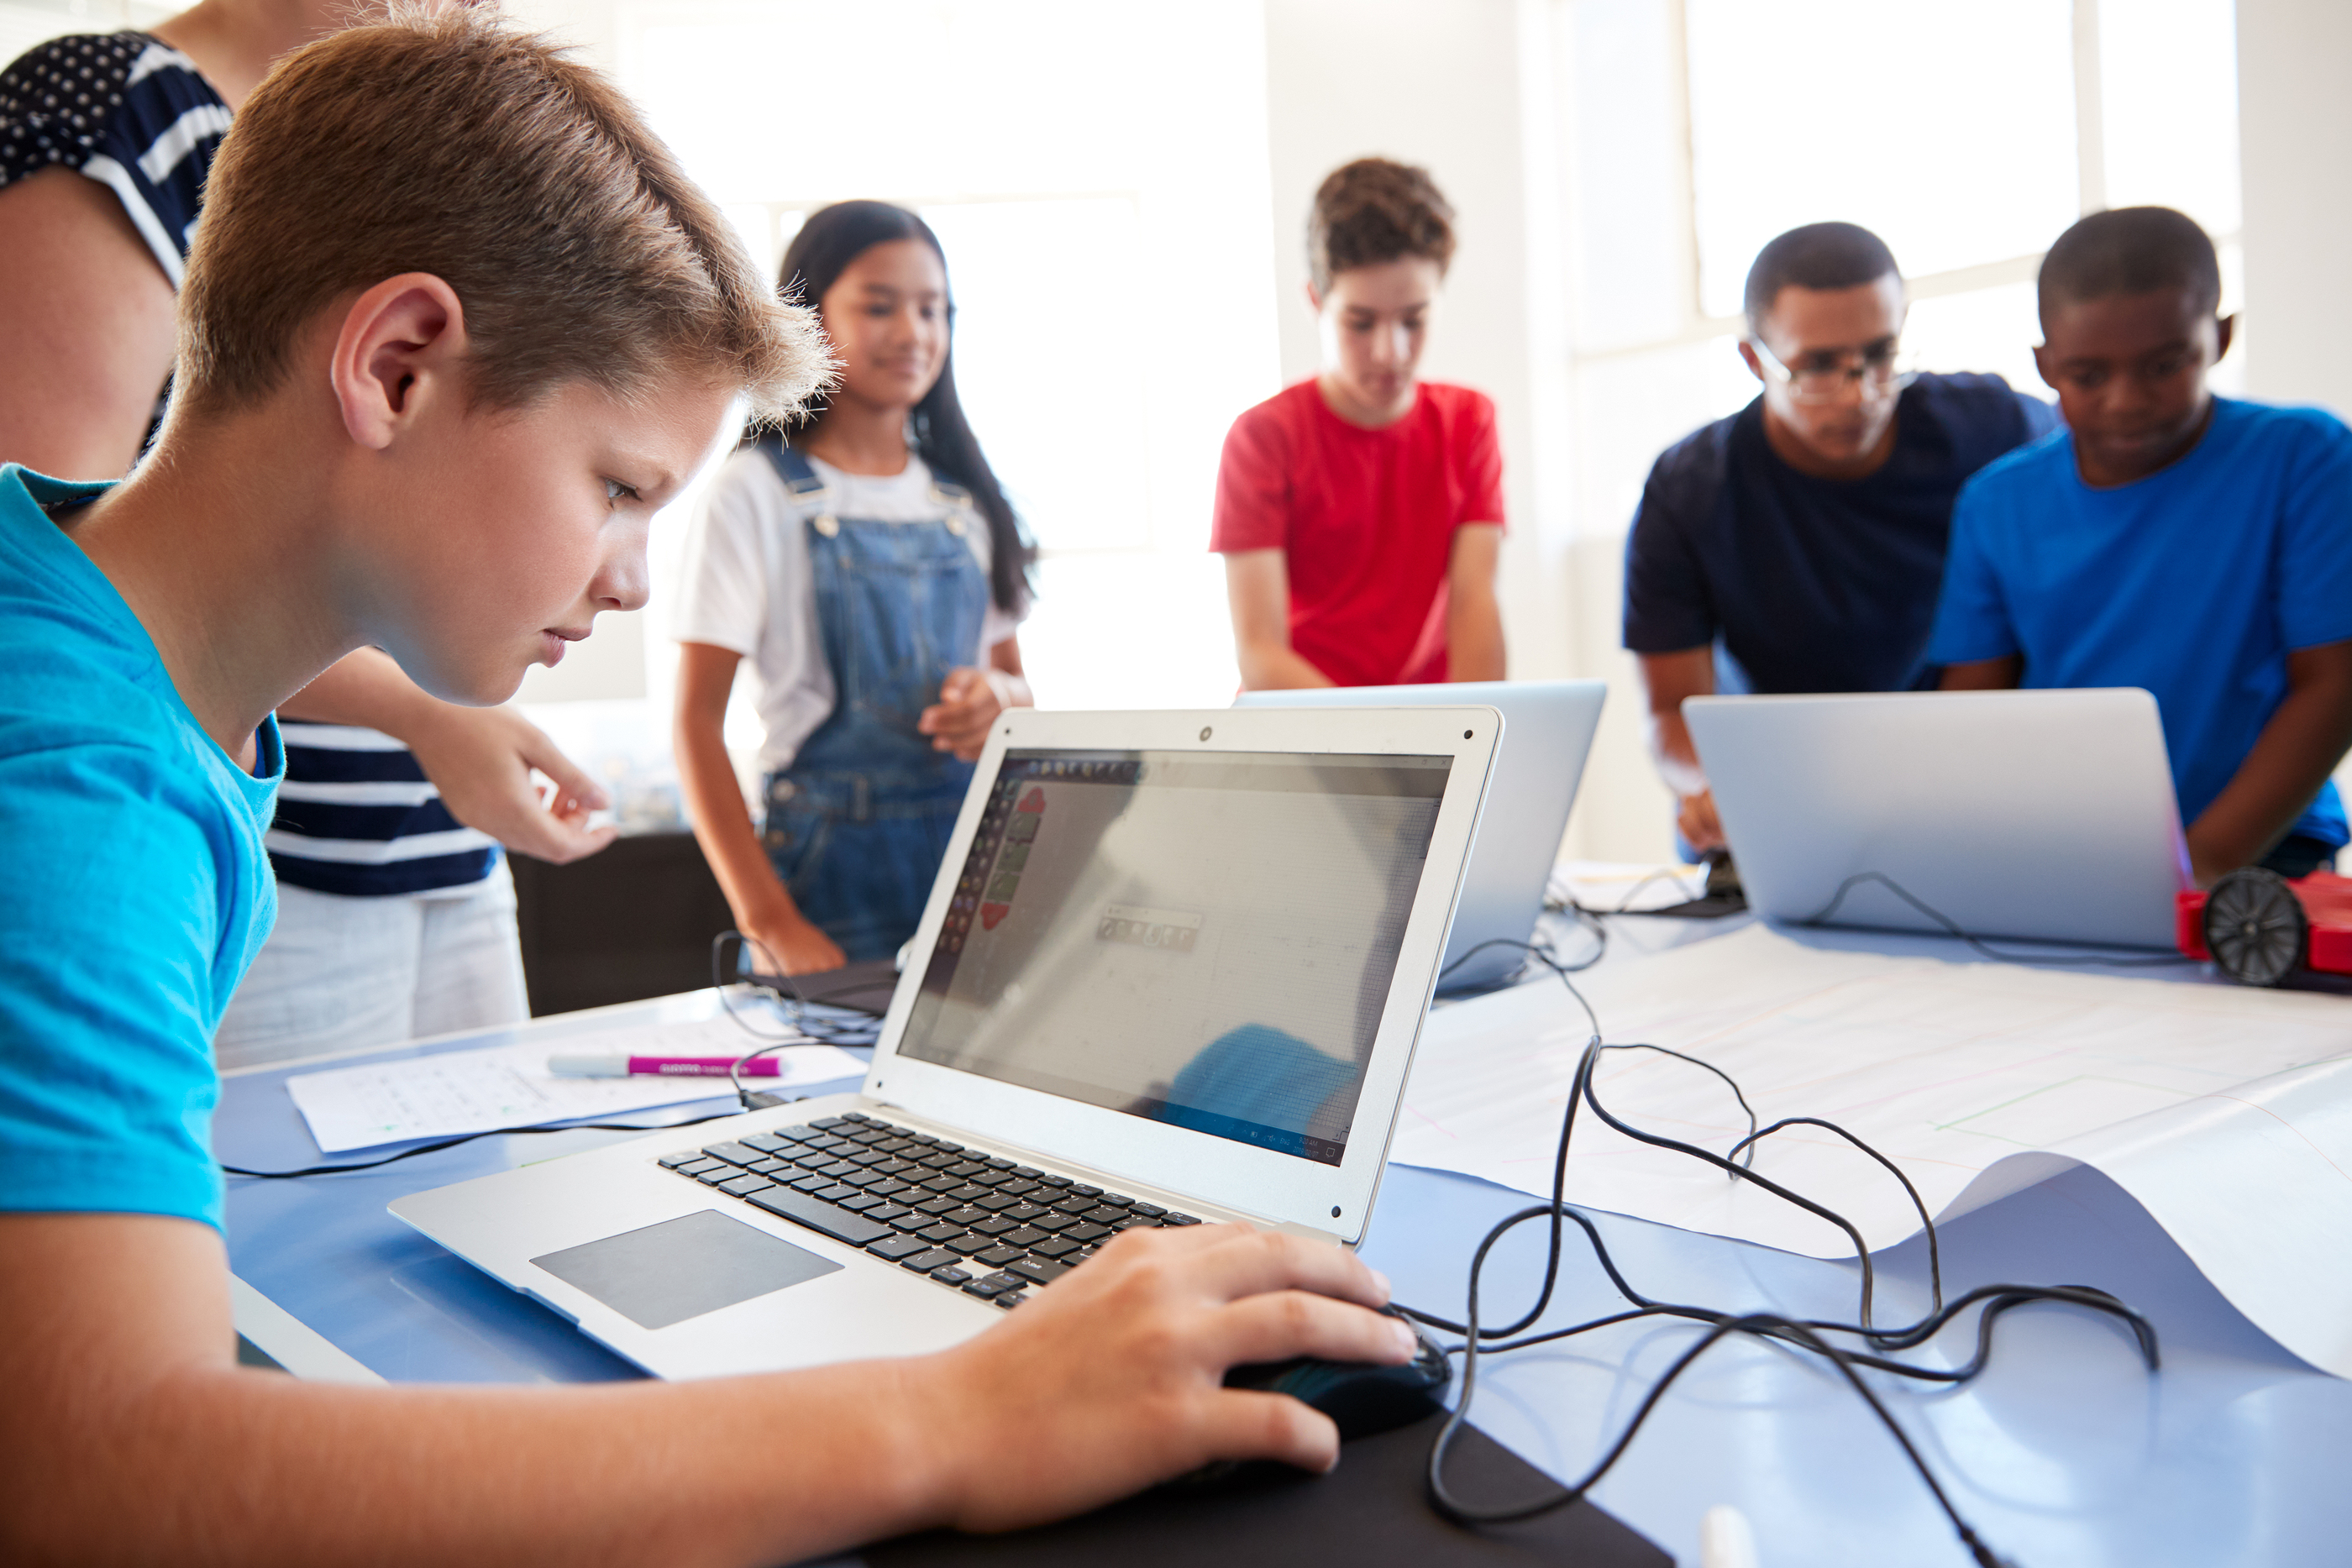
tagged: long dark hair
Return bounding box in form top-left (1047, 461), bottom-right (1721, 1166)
top-left (773, 200), bottom-right (1036, 615)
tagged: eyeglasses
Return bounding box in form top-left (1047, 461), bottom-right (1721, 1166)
top-left (1749, 336), bottom-right (1912, 404)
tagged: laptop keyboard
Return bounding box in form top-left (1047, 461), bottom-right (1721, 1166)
top-left (656, 1110), bottom-right (1200, 1311)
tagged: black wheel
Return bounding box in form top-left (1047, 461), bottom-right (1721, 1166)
top-left (2204, 868), bottom-right (2308, 986)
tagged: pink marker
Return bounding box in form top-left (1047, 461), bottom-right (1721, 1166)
top-left (546, 1052), bottom-right (782, 1078)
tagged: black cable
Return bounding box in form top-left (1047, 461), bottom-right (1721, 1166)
top-left (710, 931), bottom-right (885, 1051)
top-left (1398, 941), bottom-right (2162, 1565)
top-left (219, 1110), bottom-right (743, 1178)
top-left (1807, 871), bottom-right (2197, 968)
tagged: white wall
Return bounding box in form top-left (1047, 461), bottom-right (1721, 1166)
top-left (2236, 0), bottom-right (2352, 418)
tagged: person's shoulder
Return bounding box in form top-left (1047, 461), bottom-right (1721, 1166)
top-left (2217, 396), bottom-right (2352, 456)
top-left (0, 32), bottom-right (202, 181)
top-left (1222, 381), bottom-right (1315, 464)
top-left (1646, 406), bottom-right (1744, 502)
top-left (1908, 370), bottom-right (2056, 433)
top-left (1419, 381), bottom-right (1497, 422)
top-left (1951, 420), bottom-right (2072, 513)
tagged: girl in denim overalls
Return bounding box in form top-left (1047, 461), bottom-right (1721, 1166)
top-left (675, 202), bottom-right (1037, 972)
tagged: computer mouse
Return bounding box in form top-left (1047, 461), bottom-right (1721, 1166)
top-left (1221, 1305), bottom-right (1452, 1441)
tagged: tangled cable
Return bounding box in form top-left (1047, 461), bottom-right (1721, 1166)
top-left (1395, 940), bottom-right (2160, 1567)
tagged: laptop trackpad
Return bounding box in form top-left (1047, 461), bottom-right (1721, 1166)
top-left (531, 1209), bottom-right (843, 1330)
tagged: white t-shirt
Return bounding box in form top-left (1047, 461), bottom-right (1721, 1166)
top-left (674, 448), bottom-right (1023, 774)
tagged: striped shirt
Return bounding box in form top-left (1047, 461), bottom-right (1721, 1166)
top-left (1, 33), bottom-right (496, 898)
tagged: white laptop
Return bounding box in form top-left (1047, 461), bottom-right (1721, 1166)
top-left (391, 706), bottom-right (1499, 1380)
top-left (1686, 688), bottom-right (2189, 950)
top-left (1236, 680), bottom-right (1606, 990)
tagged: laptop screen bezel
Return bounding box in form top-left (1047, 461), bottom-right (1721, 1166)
top-left (856, 705), bottom-right (1499, 1245)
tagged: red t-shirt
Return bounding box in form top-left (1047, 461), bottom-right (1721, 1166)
top-left (1210, 380), bottom-right (1504, 687)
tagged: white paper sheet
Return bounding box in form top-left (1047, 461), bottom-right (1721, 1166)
top-left (286, 1018), bottom-right (867, 1153)
top-left (1393, 923), bottom-right (2352, 1376)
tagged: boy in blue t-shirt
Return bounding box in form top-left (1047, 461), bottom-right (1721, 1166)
top-left (1930, 207), bottom-right (2352, 885)
top-left (0, 13), bottom-right (1408, 1562)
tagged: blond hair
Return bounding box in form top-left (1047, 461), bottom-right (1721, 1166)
top-left (178, 5), bottom-right (825, 424)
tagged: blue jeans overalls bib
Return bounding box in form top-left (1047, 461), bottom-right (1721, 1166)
top-left (755, 439), bottom-right (988, 961)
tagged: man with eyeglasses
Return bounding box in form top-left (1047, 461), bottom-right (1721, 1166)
top-left (1623, 222), bottom-right (2057, 856)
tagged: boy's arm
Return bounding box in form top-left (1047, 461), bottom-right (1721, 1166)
top-left (280, 648), bottom-right (613, 865)
top-left (674, 639), bottom-right (845, 974)
top-left (0, 1211), bottom-right (1410, 1567)
top-left (0, 168), bottom-right (180, 480)
top-left (1939, 657), bottom-right (2024, 690)
top-left (1444, 524), bottom-right (1505, 682)
top-left (1223, 549), bottom-right (1335, 690)
top-left (2183, 639), bottom-right (2352, 884)
top-left (1638, 648), bottom-right (1724, 852)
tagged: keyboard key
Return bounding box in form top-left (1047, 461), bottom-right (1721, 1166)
top-left (1113, 1215), bottom-right (1160, 1231)
top-left (992, 1292), bottom-right (1027, 1310)
top-left (1163, 1213), bottom-right (1201, 1226)
top-left (658, 1151), bottom-right (706, 1169)
top-left (701, 1141), bottom-right (764, 1166)
top-left (961, 1277), bottom-right (1009, 1298)
top-left (1011, 1166), bottom-right (1042, 1179)
top-left (838, 1111), bottom-right (871, 1123)
top-left (810, 1116), bottom-right (852, 1130)
top-left (1029, 1212), bottom-right (1077, 1232)
top-left (973, 1192), bottom-right (1022, 1213)
top-left (1097, 1193), bottom-right (1135, 1208)
top-left (940, 1206), bottom-right (990, 1228)
top-left (775, 1125), bottom-right (820, 1143)
top-left (916, 1223), bottom-right (964, 1244)
top-left (748, 1188), bottom-right (892, 1247)
top-left (836, 1191), bottom-right (885, 1213)
top-left (984, 1156), bottom-right (1017, 1171)
top-left (813, 1161), bottom-right (862, 1180)
top-left (1066, 1223), bottom-right (1112, 1244)
top-left (972, 1217), bottom-right (1018, 1237)
top-left (965, 1169), bottom-right (1012, 1188)
top-left (872, 1159), bottom-right (921, 1177)
top-left (1006, 1256), bottom-right (1068, 1287)
top-left (944, 1185), bottom-right (991, 1204)
top-left (1031, 1236), bottom-right (1080, 1258)
top-left (914, 1196), bottom-right (960, 1217)
top-left (1068, 1183), bottom-right (1103, 1198)
top-left (1037, 1173), bottom-right (1073, 1188)
top-left (865, 1203), bottom-right (915, 1224)
top-left (942, 1161), bottom-right (988, 1178)
top-left (918, 1174), bottom-right (963, 1193)
top-left (1129, 1202), bottom-right (1165, 1217)
top-left (943, 1233), bottom-right (993, 1256)
top-left (1050, 1193), bottom-right (1096, 1216)
top-left (718, 1175), bottom-right (777, 1198)
top-left (1083, 1207), bottom-right (1127, 1225)
top-left (868, 1180), bottom-right (915, 1199)
top-left (932, 1266), bottom-right (974, 1286)
top-left (866, 1234), bottom-right (932, 1261)
top-left (931, 1141), bottom-right (967, 1155)
top-left (998, 1180), bottom-right (1042, 1198)
top-left (670, 1160), bottom-right (725, 1179)
top-left (786, 1148), bottom-right (837, 1169)
top-left (696, 1167), bottom-right (744, 1187)
top-left (1003, 1203), bottom-right (1049, 1224)
top-left (741, 1132), bottom-right (794, 1154)
top-left (899, 1248), bottom-right (958, 1272)
top-left (788, 1172), bottom-right (836, 1193)
top-left (888, 1210), bottom-right (935, 1232)
top-left (975, 1245), bottom-right (1023, 1267)
top-left (1000, 1225), bottom-right (1052, 1249)
top-left (747, 1159), bottom-right (790, 1177)
top-left (811, 1183), bottom-right (863, 1204)
top-left (836, 1169), bottom-right (886, 1189)
top-left (843, 1149), bottom-right (890, 1167)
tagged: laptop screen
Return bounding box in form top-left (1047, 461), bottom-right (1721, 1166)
top-left (895, 747), bottom-right (1452, 1166)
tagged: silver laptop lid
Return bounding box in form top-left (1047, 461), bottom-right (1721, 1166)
top-left (861, 706), bottom-right (1499, 1245)
top-left (1234, 681), bottom-right (1607, 988)
top-left (1688, 689), bottom-right (2189, 949)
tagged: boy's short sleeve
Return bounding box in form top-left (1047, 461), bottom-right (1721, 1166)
top-left (1924, 479), bottom-right (2019, 667)
top-left (0, 742), bottom-right (232, 1229)
top-left (1209, 404), bottom-right (1292, 554)
top-left (2276, 416), bottom-right (2352, 652)
top-left (671, 459), bottom-right (774, 657)
top-left (1621, 455), bottom-right (1718, 655)
top-left (1458, 395), bottom-right (1505, 527)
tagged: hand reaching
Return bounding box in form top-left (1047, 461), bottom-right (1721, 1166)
top-left (917, 667), bottom-right (1012, 763)
top-left (405, 703), bottom-right (616, 865)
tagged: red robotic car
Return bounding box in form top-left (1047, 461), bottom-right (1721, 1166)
top-left (2177, 868), bottom-right (2352, 986)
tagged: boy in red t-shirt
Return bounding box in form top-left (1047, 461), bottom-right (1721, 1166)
top-left (1213, 158), bottom-right (1505, 688)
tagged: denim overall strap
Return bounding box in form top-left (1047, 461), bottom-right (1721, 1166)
top-left (756, 437), bottom-right (991, 961)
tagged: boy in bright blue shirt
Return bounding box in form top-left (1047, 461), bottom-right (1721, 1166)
top-left (0, 12), bottom-right (1410, 1562)
top-left (1930, 207), bottom-right (2352, 884)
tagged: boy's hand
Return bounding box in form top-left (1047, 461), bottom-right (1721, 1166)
top-left (1676, 789), bottom-right (1725, 853)
top-left (407, 704), bottom-right (617, 864)
top-left (909, 1224), bottom-right (1414, 1533)
top-left (744, 914), bottom-right (848, 977)
top-left (918, 667), bottom-right (1013, 762)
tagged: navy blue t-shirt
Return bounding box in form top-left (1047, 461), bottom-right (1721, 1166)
top-left (1622, 373), bottom-right (2059, 693)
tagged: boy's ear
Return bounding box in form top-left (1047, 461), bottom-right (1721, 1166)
top-left (1305, 281), bottom-right (1323, 314)
top-left (2215, 312), bottom-right (2237, 364)
top-left (2032, 340), bottom-right (2059, 393)
top-left (1736, 338), bottom-right (1765, 385)
top-left (328, 273), bottom-right (470, 451)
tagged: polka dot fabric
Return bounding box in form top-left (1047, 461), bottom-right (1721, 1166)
top-left (0, 31), bottom-right (229, 281)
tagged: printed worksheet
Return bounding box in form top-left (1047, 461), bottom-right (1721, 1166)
top-left (286, 1018), bottom-right (865, 1153)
